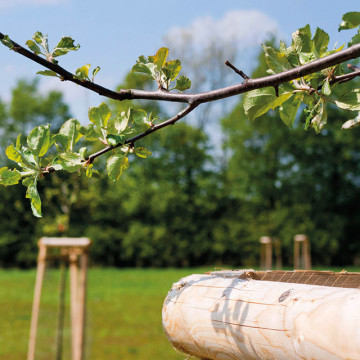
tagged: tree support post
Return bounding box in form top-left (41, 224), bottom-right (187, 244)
top-left (27, 237), bottom-right (91, 360)
top-left (259, 236), bottom-right (272, 270)
top-left (27, 244), bottom-right (47, 360)
top-left (294, 234), bottom-right (311, 270)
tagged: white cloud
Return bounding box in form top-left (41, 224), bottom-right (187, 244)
top-left (0, 0), bottom-right (68, 10)
top-left (165, 10), bottom-right (278, 52)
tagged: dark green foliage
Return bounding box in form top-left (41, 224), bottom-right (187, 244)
top-left (222, 49), bottom-right (360, 266)
top-left (67, 123), bottom-right (219, 267)
top-left (0, 79), bottom-right (71, 265)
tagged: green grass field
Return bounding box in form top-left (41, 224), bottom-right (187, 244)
top-left (0, 267), bottom-right (214, 360)
top-left (0, 266), bottom-right (359, 360)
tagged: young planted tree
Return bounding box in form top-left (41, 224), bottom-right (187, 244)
top-left (1, 12), bottom-right (360, 216)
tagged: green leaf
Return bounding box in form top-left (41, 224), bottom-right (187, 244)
top-left (24, 178), bottom-right (42, 218)
top-left (79, 147), bottom-right (87, 159)
top-left (80, 124), bottom-right (100, 141)
top-left (92, 66), bottom-right (100, 82)
top-left (85, 164), bottom-right (95, 178)
top-left (174, 75), bottom-right (191, 91)
top-left (106, 134), bottom-right (124, 146)
top-left (263, 45), bottom-right (292, 74)
top-left (279, 95), bottom-right (302, 128)
top-left (52, 36), bottom-right (80, 57)
top-left (0, 167), bottom-right (21, 186)
top-left (323, 78), bottom-right (331, 96)
top-left (56, 152), bottom-right (84, 172)
top-left (137, 55), bottom-right (147, 64)
top-left (6, 144), bottom-right (22, 164)
top-left (311, 101), bottom-right (327, 133)
top-left (342, 113), bottom-right (360, 129)
top-left (32, 31), bottom-right (49, 53)
top-left (75, 64), bottom-right (91, 81)
top-left (114, 112), bottom-right (129, 133)
top-left (16, 134), bottom-right (22, 149)
top-left (243, 87), bottom-right (293, 121)
top-left (1, 34), bottom-right (14, 49)
top-left (163, 59), bottom-right (182, 81)
top-left (53, 134), bottom-right (69, 151)
top-left (134, 147), bottom-right (152, 158)
top-left (292, 24), bottom-right (312, 53)
top-left (88, 103), bottom-right (112, 128)
top-left (25, 40), bottom-right (41, 55)
top-left (58, 118), bottom-right (83, 152)
top-left (107, 154), bottom-right (129, 181)
top-left (27, 124), bottom-right (51, 157)
top-left (132, 62), bottom-right (153, 76)
top-left (349, 32), bottom-right (360, 46)
top-left (335, 89), bottom-right (360, 111)
top-left (48, 159), bottom-right (64, 172)
top-left (36, 70), bottom-right (60, 78)
top-left (131, 55), bottom-right (157, 77)
top-left (154, 47), bottom-right (169, 69)
top-left (33, 31), bottom-right (46, 45)
top-left (298, 52), bottom-right (316, 65)
top-left (312, 27), bottom-right (329, 57)
top-left (283, 46), bottom-right (300, 68)
top-left (6, 144), bottom-right (37, 170)
top-left (339, 12), bottom-right (360, 31)
top-left (128, 108), bottom-right (148, 126)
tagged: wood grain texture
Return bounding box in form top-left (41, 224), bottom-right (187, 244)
top-left (162, 273), bottom-right (360, 360)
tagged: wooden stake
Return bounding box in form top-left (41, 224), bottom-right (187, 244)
top-left (294, 234), bottom-right (311, 270)
top-left (27, 244), bottom-right (47, 360)
top-left (260, 236), bottom-right (272, 270)
top-left (77, 250), bottom-right (89, 360)
top-left (69, 252), bottom-right (79, 360)
top-left (55, 261), bottom-right (67, 360)
top-left (274, 238), bottom-right (282, 269)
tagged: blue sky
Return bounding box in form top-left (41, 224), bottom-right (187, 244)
top-left (1, 0), bottom-right (359, 121)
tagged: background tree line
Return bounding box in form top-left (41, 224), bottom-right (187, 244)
top-left (1, 47), bottom-right (360, 268)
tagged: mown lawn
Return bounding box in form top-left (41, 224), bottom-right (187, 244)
top-left (0, 266), bottom-right (359, 360)
top-left (0, 267), bottom-right (213, 360)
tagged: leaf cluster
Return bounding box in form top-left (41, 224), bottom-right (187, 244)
top-left (132, 47), bottom-right (191, 91)
top-left (339, 11), bottom-right (360, 46)
top-left (26, 31), bottom-right (80, 64)
top-left (24, 32), bottom-right (101, 82)
top-left (244, 13), bottom-right (360, 132)
top-left (0, 102), bottom-right (153, 217)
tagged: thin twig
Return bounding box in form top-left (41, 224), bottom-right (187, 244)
top-left (330, 64), bottom-right (360, 85)
top-left (273, 85), bottom-right (279, 97)
top-left (347, 63), bottom-right (360, 72)
top-left (224, 60), bottom-right (250, 81)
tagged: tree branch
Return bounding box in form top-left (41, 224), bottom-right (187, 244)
top-left (85, 103), bottom-right (198, 164)
top-left (3, 31), bottom-right (360, 176)
top-left (2, 32), bottom-right (360, 106)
